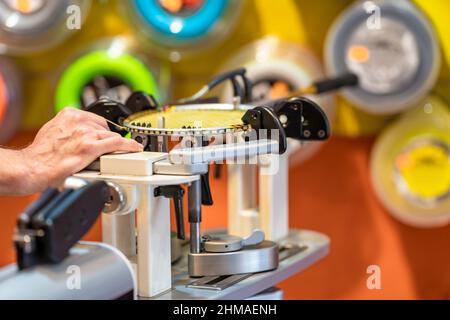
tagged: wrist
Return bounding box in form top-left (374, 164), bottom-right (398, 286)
top-left (15, 147), bottom-right (44, 195)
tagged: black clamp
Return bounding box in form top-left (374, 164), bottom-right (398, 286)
top-left (14, 181), bottom-right (109, 270)
top-left (242, 106), bottom-right (288, 154)
top-left (269, 97), bottom-right (331, 141)
top-left (154, 186), bottom-right (186, 240)
top-left (85, 92), bottom-right (159, 135)
top-left (125, 91), bottom-right (159, 113)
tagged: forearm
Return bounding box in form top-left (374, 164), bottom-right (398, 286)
top-left (0, 109), bottom-right (142, 197)
top-left (0, 148), bottom-right (36, 196)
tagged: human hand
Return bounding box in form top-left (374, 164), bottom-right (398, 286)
top-left (18, 108), bottom-right (142, 194)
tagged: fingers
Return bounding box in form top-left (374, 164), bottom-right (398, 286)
top-left (59, 107), bottom-right (109, 129)
top-left (90, 130), bottom-right (121, 140)
top-left (92, 136), bottom-right (144, 157)
top-left (82, 112), bottom-right (109, 129)
top-left (58, 107), bottom-right (144, 158)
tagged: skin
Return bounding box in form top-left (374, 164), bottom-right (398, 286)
top-left (0, 108), bottom-right (143, 196)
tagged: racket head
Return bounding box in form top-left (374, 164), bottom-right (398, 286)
top-left (123, 103), bottom-right (253, 137)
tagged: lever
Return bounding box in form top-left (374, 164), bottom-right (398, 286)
top-left (154, 185), bottom-right (186, 240)
top-left (312, 72), bottom-right (358, 94)
top-left (200, 170), bottom-right (213, 206)
top-left (14, 180), bottom-right (109, 270)
top-left (241, 230), bottom-right (265, 247)
top-left (290, 72), bottom-right (359, 96)
top-left (202, 229), bottom-right (265, 253)
top-left (214, 163), bottom-right (222, 179)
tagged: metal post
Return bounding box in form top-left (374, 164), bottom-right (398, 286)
top-left (188, 180), bottom-right (202, 253)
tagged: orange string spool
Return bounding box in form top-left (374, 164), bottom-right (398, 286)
top-left (0, 73), bottom-right (8, 125)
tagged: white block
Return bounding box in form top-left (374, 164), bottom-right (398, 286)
top-left (100, 152), bottom-right (167, 176)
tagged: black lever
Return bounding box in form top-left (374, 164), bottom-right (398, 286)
top-left (312, 73), bottom-right (358, 94)
top-left (242, 106), bottom-right (288, 154)
top-left (154, 186), bottom-right (186, 240)
top-left (200, 170), bottom-right (214, 206)
top-left (14, 181), bottom-right (109, 270)
top-left (198, 139), bottom-right (214, 206)
top-left (214, 163), bottom-right (222, 179)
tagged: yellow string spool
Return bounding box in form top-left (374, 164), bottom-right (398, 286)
top-left (371, 95), bottom-right (450, 228)
top-left (415, 0), bottom-right (450, 101)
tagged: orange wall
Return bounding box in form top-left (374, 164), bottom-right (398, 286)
top-left (1, 131), bottom-right (450, 299)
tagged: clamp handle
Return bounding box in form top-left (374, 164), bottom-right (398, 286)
top-left (202, 230), bottom-right (265, 253)
top-left (200, 171), bottom-right (214, 206)
top-left (312, 73), bottom-right (358, 94)
top-left (154, 186), bottom-right (186, 240)
top-left (241, 229), bottom-right (265, 247)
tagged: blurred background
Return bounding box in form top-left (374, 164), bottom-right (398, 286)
top-left (0, 0), bottom-right (449, 299)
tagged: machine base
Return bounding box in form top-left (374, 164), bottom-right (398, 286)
top-left (188, 240), bottom-right (279, 277)
top-left (143, 229), bottom-right (330, 300)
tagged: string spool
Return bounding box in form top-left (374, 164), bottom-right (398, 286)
top-left (325, 0), bottom-right (440, 115)
top-left (371, 95), bottom-right (450, 228)
top-left (54, 38), bottom-right (164, 113)
top-left (0, 0), bottom-right (91, 54)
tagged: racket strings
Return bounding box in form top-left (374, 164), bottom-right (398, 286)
top-left (125, 109), bottom-right (246, 130)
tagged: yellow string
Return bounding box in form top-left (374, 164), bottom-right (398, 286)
top-left (125, 109), bottom-right (246, 129)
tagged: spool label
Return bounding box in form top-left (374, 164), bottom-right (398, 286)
top-left (252, 78), bottom-right (294, 103)
top-left (2, 0), bottom-right (45, 14)
top-left (345, 17), bottom-right (420, 95)
top-left (158, 0), bottom-right (204, 17)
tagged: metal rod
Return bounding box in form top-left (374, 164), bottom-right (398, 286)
top-left (190, 223), bottom-right (201, 254)
top-left (188, 180), bottom-right (202, 253)
top-left (157, 116), bottom-right (168, 152)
